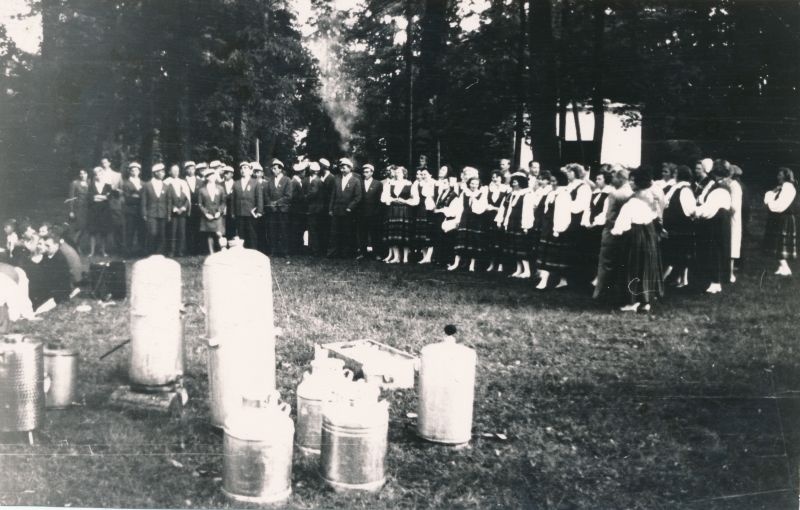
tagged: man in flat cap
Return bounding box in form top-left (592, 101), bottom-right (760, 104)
top-left (303, 162), bottom-right (325, 255)
top-left (251, 162), bottom-right (268, 252)
top-left (122, 162), bottom-right (146, 256)
top-left (289, 161), bottom-right (308, 255)
top-left (327, 158), bottom-right (362, 258)
top-left (232, 161), bottom-right (262, 249)
top-left (186, 162), bottom-right (205, 254)
top-left (141, 162), bottom-right (170, 255)
top-left (318, 158), bottom-right (335, 254)
top-left (263, 159), bottom-right (291, 256)
top-left (357, 163), bottom-right (385, 260)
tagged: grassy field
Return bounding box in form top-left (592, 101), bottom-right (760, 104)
top-left (1, 192), bottom-right (800, 509)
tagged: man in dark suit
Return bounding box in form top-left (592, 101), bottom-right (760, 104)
top-left (304, 162), bottom-right (326, 256)
top-left (319, 158), bottom-right (335, 255)
top-left (184, 161), bottom-right (201, 254)
top-left (141, 163), bottom-right (170, 255)
top-left (356, 163), bottom-right (384, 260)
top-left (328, 158), bottom-right (362, 258)
top-left (263, 158), bottom-right (291, 256)
top-left (233, 161), bottom-right (263, 249)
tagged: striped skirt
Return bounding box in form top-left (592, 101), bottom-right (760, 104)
top-left (764, 212), bottom-right (797, 260)
top-left (619, 222), bottom-right (664, 305)
top-left (384, 204), bottom-right (414, 247)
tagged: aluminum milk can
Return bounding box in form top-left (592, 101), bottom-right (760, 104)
top-left (320, 381), bottom-right (389, 492)
top-left (223, 393), bottom-right (294, 504)
top-left (44, 342), bottom-right (78, 409)
top-left (0, 335), bottom-right (45, 432)
top-left (129, 255), bottom-right (183, 389)
top-left (204, 245), bottom-right (275, 427)
top-left (296, 353), bottom-right (353, 454)
top-left (417, 329), bottom-right (477, 445)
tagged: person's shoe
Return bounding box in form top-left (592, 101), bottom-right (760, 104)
top-left (640, 304), bottom-right (651, 313)
top-left (555, 278), bottom-right (568, 289)
top-left (591, 277), bottom-right (598, 287)
top-left (705, 283), bottom-right (722, 294)
top-left (355, 254), bottom-right (365, 260)
top-left (447, 262), bottom-right (458, 271)
top-left (519, 271), bottom-right (531, 279)
top-left (486, 263), bottom-right (495, 272)
top-left (620, 303), bottom-right (640, 312)
top-left (729, 274), bottom-right (736, 283)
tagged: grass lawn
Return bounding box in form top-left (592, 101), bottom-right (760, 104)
top-left (1, 193), bottom-right (799, 508)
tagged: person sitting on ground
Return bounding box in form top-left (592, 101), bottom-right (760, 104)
top-left (0, 219), bottom-right (19, 262)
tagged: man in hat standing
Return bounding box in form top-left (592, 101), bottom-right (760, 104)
top-left (328, 158), bottom-right (362, 258)
top-left (220, 165), bottom-right (236, 240)
top-left (304, 162), bottom-right (325, 256)
top-left (289, 161), bottom-right (308, 255)
top-left (251, 161), bottom-right (268, 253)
top-left (100, 157), bottom-right (124, 254)
top-left (318, 158), bottom-right (335, 255)
top-left (263, 158), bottom-right (291, 256)
top-left (232, 161), bottom-right (262, 249)
top-left (184, 161), bottom-right (201, 254)
top-left (141, 162), bottom-right (170, 255)
top-left (357, 163), bottom-right (384, 259)
top-left (122, 162), bottom-right (146, 256)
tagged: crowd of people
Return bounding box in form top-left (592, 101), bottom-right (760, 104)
top-left (0, 154), bottom-right (797, 319)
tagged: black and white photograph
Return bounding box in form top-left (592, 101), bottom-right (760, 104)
top-left (0, 0), bottom-right (799, 507)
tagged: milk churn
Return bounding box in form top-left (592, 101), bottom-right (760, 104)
top-left (417, 325), bottom-right (476, 445)
top-left (296, 349), bottom-right (354, 454)
top-left (129, 255), bottom-right (183, 390)
top-left (223, 392), bottom-right (294, 504)
top-left (0, 335), bottom-right (45, 433)
top-left (320, 381), bottom-right (389, 492)
top-left (204, 245), bottom-right (275, 428)
top-left (44, 342), bottom-right (78, 409)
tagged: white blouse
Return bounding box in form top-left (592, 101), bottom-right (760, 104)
top-left (611, 197), bottom-right (658, 235)
top-left (764, 182), bottom-right (797, 213)
top-left (543, 187), bottom-right (572, 235)
top-left (695, 187), bottom-right (732, 219)
top-left (498, 189), bottom-right (535, 230)
top-left (381, 179), bottom-right (413, 205)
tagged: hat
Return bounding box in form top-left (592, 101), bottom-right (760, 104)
top-left (209, 160), bottom-right (222, 169)
top-left (239, 161), bottom-right (252, 168)
top-left (152, 163), bottom-right (166, 173)
top-left (270, 158), bottom-right (284, 168)
top-left (222, 165), bottom-right (234, 174)
top-left (293, 161), bottom-right (309, 172)
top-left (251, 162), bottom-right (263, 172)
top-left (309, 162), bottom-right (321, 172)
top-left (183, 161), bottom-right (196, 168)
top-left (319, 158), bottom-right (331, 169)
top-left (196, 162), bottom-right (208, 171)
top-left (510, 172), bottom-right (529, 188)
top-left (338, 158), bottom-right (353, 169)
top-left (362, 163), bottom-right (375, 172)
top-left (201, 167), bottom-right (215, 178)
top-left (128, 162), bottom-right (141, 169)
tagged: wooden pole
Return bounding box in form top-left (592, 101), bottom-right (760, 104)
top-left (256, 138), bottom-right (260, 163)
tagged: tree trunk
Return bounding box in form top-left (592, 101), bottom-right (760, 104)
top-left (558, 97), bottom-right (567, 159)
top-left (233, 103), bottom-right (244, 164)
top-left (590, 1), bottom-right (606, 168)
top-left (527, 0), bottom-right (560, 170)
top-left (513, 0), bottom-right (527, 169)
top-left (571, 99), bottom-right (585, 164)
top-left (405, 0), bottom-right (415, 168)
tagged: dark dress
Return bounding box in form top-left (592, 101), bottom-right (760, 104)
top-left (412, 180), bottom-right (438, 249)
top-left (87, 182), bottom-right (113, 235)
top-left (69, 180), bottom-right (89, 230)
top-left (694, 182), bottom-right (732, 287)
top-left (585, 189), bottom-right (610, 278)
top-left (537, 189), bottom-right (572, 273)
top-left (485, 186), bottom-right (508, 260)
top-left (501, 191), bottom-right (534, 259)
top-left (432, 186), bottom-right (458, 264)
top-left (198, 185), bottom-right (226, 234)
top-left (615, 199), bottom-right (664, 306)
top-left (763, 182), bottom-right (798, 260)
top-left (383, 181), bottom-right (414, 247)
top-left (453, 192), bottom-right (488, 258)
top-left (662, 183), bottom-right (695, 274)
top-left (566, 182), bottom-right (592, 283)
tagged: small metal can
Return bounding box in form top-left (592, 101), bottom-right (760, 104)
top-left (0, 335), bottom-right (45, 432)
top-left (44, 343), bottom-right (78, 409)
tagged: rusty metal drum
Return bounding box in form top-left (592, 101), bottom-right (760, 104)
top-left (320, 383), bottom-right (389, 492)
top-left (0, 335), bottom-right (45, 432)
top-left (223, 394), bottom-right (294, 504)
top-left (44, 343), bottom-right (78, 409)
top-left (129, 255), bottom-right (183, 389)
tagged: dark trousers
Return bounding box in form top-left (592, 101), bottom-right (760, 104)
top-left (236, 216), bottom-right (258, 249)
top-left (187, 208), bottom-right (200, 254)
top-left (256, 216), bottom-right (268, 253)
top-left (124, 213), bottom-right (146, 257)
top-left (147, 217), bottom-right (168, 255)
top-left (289, 212), bottom-right (307, 255)
top-left (225, 215), bottom-right (237, 240)
top-left (169, 215), bottom-right (187, 257)
top-left (319, 215), bottom-right (332, 255)
top-left (307, 212), bottom-right (325, 256)
top-left (357, 213), bottom-right (384, 258)
top-left (328, 212), bottom-right (356, 258)
top-left (267, 211), bottom-right (289, 256)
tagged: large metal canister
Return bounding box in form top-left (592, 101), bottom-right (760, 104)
top-left (320, 382), bottom-right (389, 492)
top-left (44, 343), bottom-right (78, 409)
top-left (223, 393), bottom-right (294, 504)
top-left (417, 335), bottom-right (477, 445)
top-left (204, 246), bottom-right (275, 428)
top-left (129, 255), bottom-right (183, 389)
top-left (0, 335), bottom-right (45, 432)
top-left (296, 353), bottom-right (352, 454)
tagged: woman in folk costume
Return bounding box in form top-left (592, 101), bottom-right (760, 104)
top-left (727, 164), bottom-right (743, 283)
top-left (692, 161), bottom-right (733, 294)
top-left (593, 167), bottom-right (633, 299)
top-left (431, 172), bottom-right (459, 266)
top-left (412, 166), bottom-right (437, 264)
top-left (763, 167), bottom-right (797, 276)
top-left (498, 173), bottom-right (535, 278)
top-left (564, 163), bottom-right (593, 287)
top-left (382, 165), bottom-right (416, 264)
top-left (198, 167), bottom-right (227, 254)
top-left (535, 169), bottom-right (572, 289)
top-left (529, 170), bottom-right (554, 267)
top-left (484, 170), bottom-right (510, 273)
top-left (661, 165), bottom-right (696, 288)
top-left (586, 169), bottom-right (613, 287)
top-left (447, 170), bottom-right (488, 272)
top-left (610, 167), bottom-right (664, 312)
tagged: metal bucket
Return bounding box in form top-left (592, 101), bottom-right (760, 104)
top-left (223, 395), bottom-right (294, 504)
top-left (296, 357), bottom-right (352, 455)
top-left (44, 343), bottom-right (78, 409)
top-left (0, 335), bottom-right (45, 432)
top-left (320, 397), bottom-right (389, 492)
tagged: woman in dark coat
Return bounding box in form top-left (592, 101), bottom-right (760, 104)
top-left (198, 168), bottom-right (227, 254)
top-left (67, 168), bottom-right (90, 252)
top-left (87, 166), bottom-right (112, 257)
